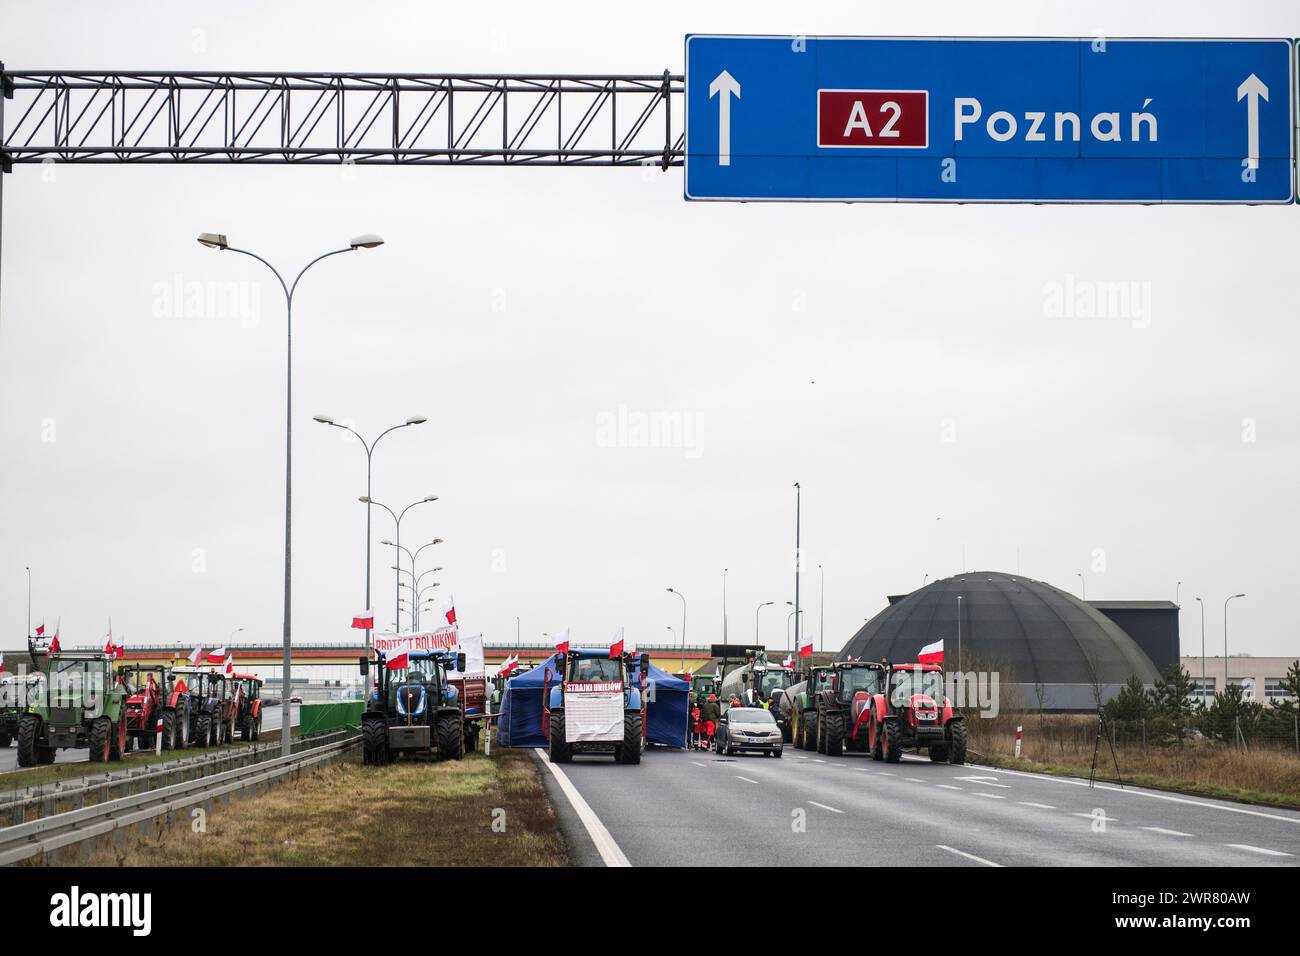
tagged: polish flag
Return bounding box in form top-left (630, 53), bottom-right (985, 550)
top-left (207, 647), bottom-right (227, 663)
top-left (499, 654), bottom-right (520, 677)
top-left (224, 655), bottom-right (235, 676)
top-left (553, 629), bottom-right (570, 655)
top-left (386, 651), bottom-right (409, 671)
top-left (0, 651), bottom-right (5, 673)
top-left (609, 627), bottom-right (625, 659)
top-left (188, 646), bottom-right (203, 665)
top-left (49, 634), bottom-right (61, 654)
top-left (445, 598), bottom-right (457, 626)
top-left (918, 639), bottom-right (944, 666)
top-left (104, 637), bottom-right (115, 655)
top-left (798, 639), bottom-right (814, 659)
top-left (782, 654), bottom-right (794, 668)
top-left (351, 609), bottom-right (374, 630)
top-left (35, 623), bottom-right (44, 636)
top-left (114, 642), bottom-right (125, 660)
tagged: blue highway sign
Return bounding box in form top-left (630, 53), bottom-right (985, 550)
top-left (684, 36), bottom-right (1295, 203)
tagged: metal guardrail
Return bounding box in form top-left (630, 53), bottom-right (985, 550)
top-left (0, 730), bottom-right (359, 865)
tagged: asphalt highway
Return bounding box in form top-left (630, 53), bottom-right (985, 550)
top-left (0, 703), bottom-right (299, 775)
top-left (537, 746), bottom-right (1300, 867)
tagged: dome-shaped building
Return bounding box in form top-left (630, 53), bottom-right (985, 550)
top-left (839, 572), bottom-right (1160, 710)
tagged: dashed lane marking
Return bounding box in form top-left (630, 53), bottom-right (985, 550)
top-left (1017, 802), bottom-right (1056, 809)
top-left (905, 777), bottom-right (926, 783)
top-left (935, 844), bottom-right (1002, 867)
top-left (1225, 843), bottom-right (1292, 857)
top-left (1142, 827), bottom-right (1193, 837)
top-left (735, 775), bottom-right (759, 784)
top-left (808, 800), bottom-right (844, 813)
top-left (973, 792), bottom-right (1005, 800)
top-left (937, 784), bottom-right (963, 791)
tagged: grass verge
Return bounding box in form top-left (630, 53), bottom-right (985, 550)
top-left (71, 748), bottom-right (568, 866)
top-left (968, 716), bottom-right (1300, 810)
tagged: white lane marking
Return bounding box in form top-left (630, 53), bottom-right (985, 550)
top-left (808, 800), bottom-right (844, 814)
top-left (938, 784), bottom-right (963, 791)
top-left (735, 775), bottom-right (759, 784)
top-left (936, 844), bottom-right (1003, 867)
top-left (955, 775), bottom-right (1011, 789)
top-left (905, 777), bottom-right (926, 783)
top-left (1071, 812), bottom-right (1118, 823)
top-left (691, 761), bottom-right (707, 768)
top-left (878, 772), bottom-right (896, 776)
top-left (533, 749), bottom-right (631, 867)
top-left (968, 761), bottom-right (1300, 825)
top-left (1143, 827), bottom-right (1193, 837)
top-left (813, 759), bottom-right (826, 764)
top-left (973, 792), bottom-right (1005, 800)
top-left (793, 755), bottom-right (809, 760)
top-left (1017, 802), bottom-right (1056, 810)
top-left (1225, 843), bottom-right (1292, 857)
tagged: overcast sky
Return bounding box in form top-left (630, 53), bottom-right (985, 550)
top-left (1, 1), bottom-right (1296, 662)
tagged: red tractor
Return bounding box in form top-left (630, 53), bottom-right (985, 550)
top-left (230, 674), bottom-right (264, 741)
top-left (860, 661), bottom-right (967, 765)
top-left (117, 663), bottom-right (190, 751)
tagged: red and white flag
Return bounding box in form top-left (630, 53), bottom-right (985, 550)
top-left (553, 629), bottom-right (570, 655)
top-left (444, 597), bottom-right (457, 626)
top-left (114, 641), bottom-right (125, 660)
top-left (188, 646), bottom-right (203, 665)
top-left (34, 622), bottom-right (44, 636)
top-left (0, 651), bottom-right (5, 673)
top-left (207, 647), bottom-right (227, 663)
top-left (351, 609), bottom-right (374, 630)
top-left (386, 651), bottom-right (409, 671)
top-left (49, 634), bottom-right (61, 654)
top-left (782, 654), bottom-right (794, 668)
top-left (798, 638), bottom-right (814, 659)
top-left (918, 639), bottom-right (944, 666)
top-left (224, 654), bottom-right (234, 676)
top-left (609, 627), bottom-right (625, 659)
top-left (499, 654), bottom-right (520, 676)
top-left (103, 637), bottom-right (115, 655)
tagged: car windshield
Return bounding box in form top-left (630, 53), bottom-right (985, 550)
top-left (889, 669), bottom-right (945, 706)
top-left (730, 708), bottom-right (775, 724)
top-left (839, 666), bottom-right (881, 694)
top-left (572, 657), bottom-right (621, 682)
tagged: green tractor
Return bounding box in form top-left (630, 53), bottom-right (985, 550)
top-left (783, 663), bottom-right (835, 750)
top-left (17, 648), bottom-right (128, 766)
top-left (360, 649), bottom-right (468, 765)
top-left (814, 660), bottom-right (887, 756)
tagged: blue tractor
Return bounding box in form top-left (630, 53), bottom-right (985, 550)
top-left (545, 648), bottom-right (649, 765)
top-left (360, 649), bottom-right (466, 765)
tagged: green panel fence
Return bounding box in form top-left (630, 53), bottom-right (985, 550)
top-left (297, 701), bottom-right (365, 737)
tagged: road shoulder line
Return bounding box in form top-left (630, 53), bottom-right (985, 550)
top-left (531, 749), bottom-right (631, 867)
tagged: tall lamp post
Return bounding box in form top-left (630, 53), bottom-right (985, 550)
top-left (198, 230), bottom-right (384, 757)
top-left (1224, 593), bottom-right (1246, 691)
top-left (366, 495), bottom-right (438, 630)
top-left (666, 588), bottom-right (687, 671)
top-left (313, 415), bottom-right (425, 656)
top-left (956, 594), bottom-right (964, 674)
top-left (754, 601), bottom-right (773, 646)
top-left (1195, 596), bottom-right (1206, 701)
top-left (818, 563), bottom-right (824, 652)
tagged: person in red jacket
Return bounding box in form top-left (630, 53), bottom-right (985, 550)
top-left (690, 701), bottom-right (703, 750)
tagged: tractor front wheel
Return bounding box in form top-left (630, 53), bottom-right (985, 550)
top-left (871, 718), bottom-right (884, 761)
top-left (89, 717), bottom-right (111, 762)
top-left (548, 712), bottom-right (572, 763)
top-left (362, 717), bottom-right (389, 766)
top-left (823, 710), bottom-right (845, 757)
top-left (436, 712), bottom-right (464, 761)
top-left (883, 718), bottom-right (903, 763)
top-left (947, 720), bottom-right (968, 765)
top-left (619, 712), bottom-right (643, 765)
top-left (109, 715), bottom-right (125, 760)
top-left (16, 714), bottom-right (41, 767)
top-left (194, 714), bottom-right (211, 749)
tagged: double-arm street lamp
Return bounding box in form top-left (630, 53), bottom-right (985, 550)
top-left (363, 495), bottom-right (438, 631)
top-left (666, 587), bottom-right (687, 671)
top-left (198, 230), bottom-right (384, 756)
top-left (313, 415), bottom-right (425, 655)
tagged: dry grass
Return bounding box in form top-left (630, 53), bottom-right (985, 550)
top-left (71, 749), bottom-right (568, 867)
top-left (967, 713), bottom-right (1300, 809)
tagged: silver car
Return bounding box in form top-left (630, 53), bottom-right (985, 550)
top-left (718, 707), bottom-right (783, 757)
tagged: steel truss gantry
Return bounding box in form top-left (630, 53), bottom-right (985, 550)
top-left (0, 69), bottom-right (685, 169)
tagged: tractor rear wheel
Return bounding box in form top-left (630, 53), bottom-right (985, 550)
top-left (883, 718), bottom-right (903, 763)
top-left (89, 717), bottom-right (111, 762)
top-left (619, 712), bottom-right (643, 765)
top-left (947, 720), bottom-right (968, 765)
top-left (161, 710), bottom-right (176, 750)
top-left (871, 718), bottom-right (884, 761)
top-left (362, 717), bottom-right (388, 766)
top-left (436, 712), bottom-right (464, 761)
top-left (16, 714), bottom-right (40, 767)
top-left (194, 714), bottom-right (211, 749)
top-left (801, 712), bottom-right (816, 751)
top-left (815, 710), bottom-right (827, 754)
top-left (548, 712), bottom-right (572, 763)
top-left (823, 710), bottom-right (845, 757)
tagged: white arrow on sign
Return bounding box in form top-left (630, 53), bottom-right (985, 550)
top-left (1236, 73), bottom-right (1268, 170)
top-left (709, 70), bottom-right (741, 167)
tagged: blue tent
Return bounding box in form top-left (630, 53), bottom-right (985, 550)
top-left (498, 654), bottom-right (689, 749)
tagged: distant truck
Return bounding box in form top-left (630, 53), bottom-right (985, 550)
top-left (718, 652), bottom-right (792, 712)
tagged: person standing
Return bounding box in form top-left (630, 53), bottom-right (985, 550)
top-left (700, 694), bottom-right (721, 752)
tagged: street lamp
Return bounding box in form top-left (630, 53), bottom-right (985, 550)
top-left (1076, 572), bottom-right (1086, 600)
top-left (228, 626), bottom-right (245, 643)
top-left (1224, 593), bottom-right (1246, 690)
top-left (666, 588), bottom-right (687, 671)
top-left (818, 563), bottom-right (824, 652)
top-left (754, 601), bottom-right (774, 645)
top-left (199, 230), bottom-right (383, 757)
top-left (312, 414), bottom-right (425, 656)
top-left (1195, 596), bottom-right (1206, 701)
top-left (956, 594), bottom-right (964, 674)
top-left (366, 495), bottom-right (437, 631)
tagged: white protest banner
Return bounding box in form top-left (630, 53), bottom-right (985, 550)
top-left (564, 680), bottom-right (625, 742)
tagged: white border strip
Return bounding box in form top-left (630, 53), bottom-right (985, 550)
top-left (936, 844), bottom-right (1003, 867)
top-left (533, 749), bottom-right (631, 867)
